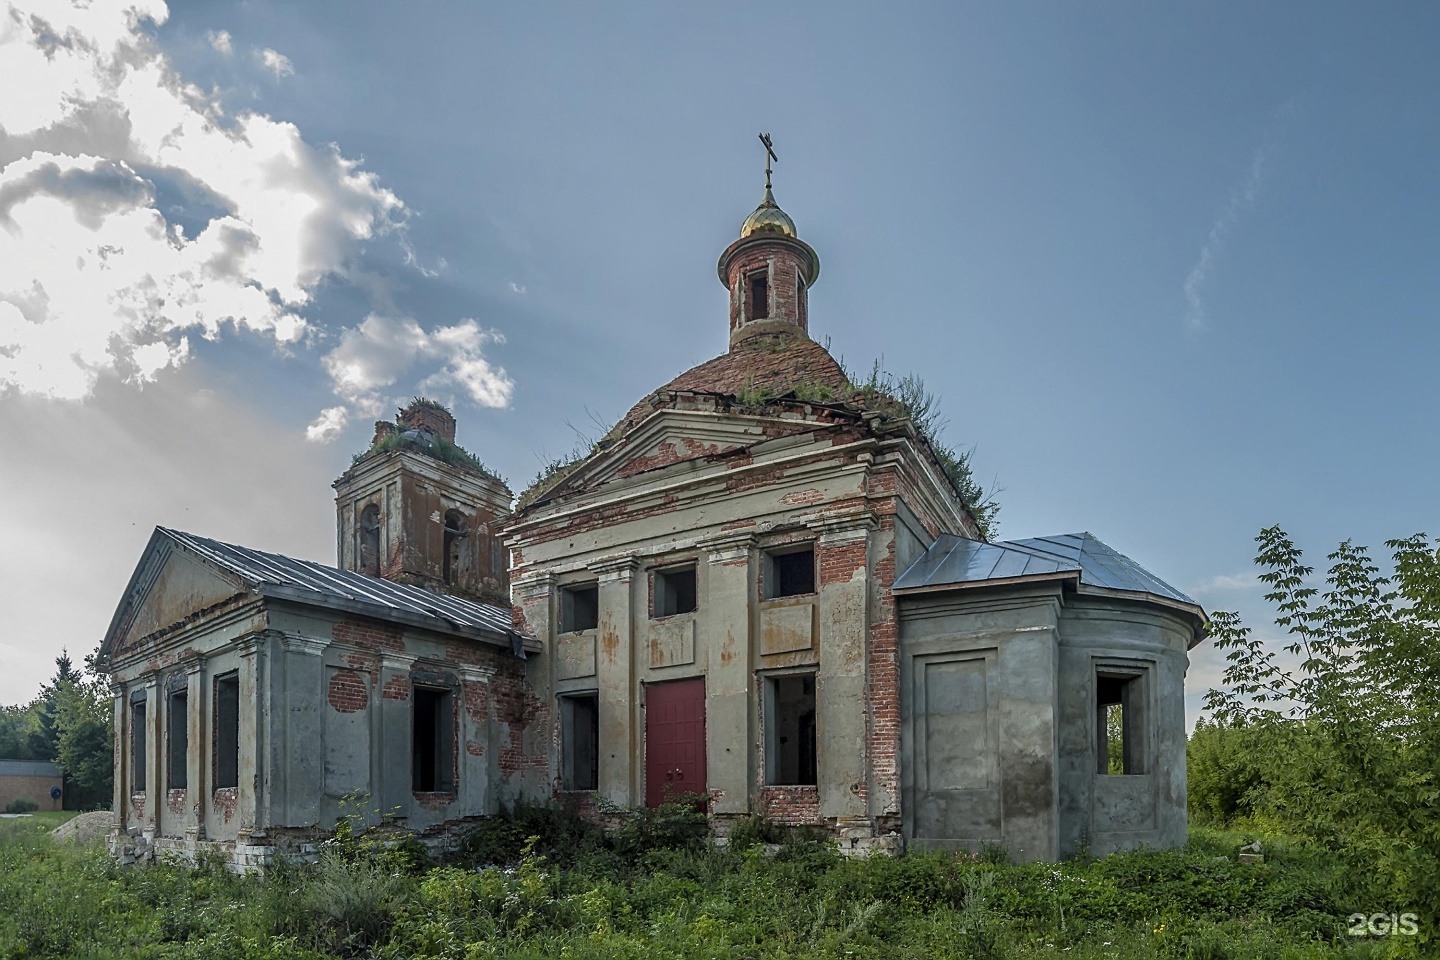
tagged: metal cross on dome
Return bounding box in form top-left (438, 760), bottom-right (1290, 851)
top-left (759, 132), bottom-right (778, 190)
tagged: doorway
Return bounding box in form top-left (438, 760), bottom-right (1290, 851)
top-left (643, 677), bottom-right (706, 808)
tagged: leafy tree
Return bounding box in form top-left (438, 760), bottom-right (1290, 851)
top-left (1205, 526), bottom-right (1440, 917)
top-left (54, 673), bottom-right (114, 810)
top-left (1185, 719), bottom-right (1266, 824)
top-left (23, 650), bottom-right (80, 762)
top-left (4, 652), bottom-right (114, 808)
top-left (0, 704), bottom-right (38, 760)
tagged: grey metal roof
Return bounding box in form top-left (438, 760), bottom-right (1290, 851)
top-left (0, 760), bottom-right (61, 778)
top-left (893, 532), bottom-right (1201, 612)
top-left (159, 527), bottom-right (525, 649)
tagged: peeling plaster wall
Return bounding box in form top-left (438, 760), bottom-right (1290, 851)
top-left (106, 589), bottom-right (542, 868)
top-left (509, 401), bottom-right (971, 841)
top-left (334, 449), bottom-right (511, 603)
top-left (897, 584), bottom-right (1192, 862)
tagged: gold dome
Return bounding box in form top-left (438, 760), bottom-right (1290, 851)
top-left (740, 185), bottom-right (797, 238)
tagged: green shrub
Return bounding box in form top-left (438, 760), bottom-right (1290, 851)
top-left (459, 797), bottom-right (605, 868)
top-left (3, 798), bottom-right (38, 814)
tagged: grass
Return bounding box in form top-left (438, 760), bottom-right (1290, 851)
top-left (0, 813), bottom-right (1428, 959)
top-left (0, 810), bottom-right (77, 831)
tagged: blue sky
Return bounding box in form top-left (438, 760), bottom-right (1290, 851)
top-left (2, 1), bottom-right (1437, 723)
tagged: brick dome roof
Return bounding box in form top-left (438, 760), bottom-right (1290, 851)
top-left (615, 332), bottom-right (849, 435)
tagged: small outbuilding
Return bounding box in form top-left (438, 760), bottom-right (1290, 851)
top-left (0, 759), bottom-right (63, 812)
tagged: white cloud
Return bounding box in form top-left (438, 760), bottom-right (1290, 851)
top-left (257, 47), bottom-right (293, 78)
top-left (509, 281), bottom-right (526, 294)
top-left (320, 313), bottom-right (514, 420)
top-left (1183, 103), bottom-right (1292, 331)
top-left (0, 1), bottom-right (402, 399)
top-left (206, 29), bottom-right (232, 55)
top-left (305, 404), bottom-right (349, 443)
top-left (1189, 571), bottom-right (1257, 594)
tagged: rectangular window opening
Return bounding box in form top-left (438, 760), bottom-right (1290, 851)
top-left (412, 686), bottom-right (455, 792)
top-left (766, 674), bottom-right (817, 785)
top-left (167, 687), bottom-right (188, 790)
top-left (1096, 673), bottom-right (1145, 775)
top-left (561, 584), bottom-right (600, 633)
top-left (653, 566), bottom-right (697, 617)
top-left (131, 698), bottom-right (146, 793)
top-left (560, 693), bottom-right (599, 791)
top-left (747, 271), bottom-right (769, 321)
top-left (214, 673), bottom-right (240, 790)
top-left (765, 546), bottom-right (816, 599)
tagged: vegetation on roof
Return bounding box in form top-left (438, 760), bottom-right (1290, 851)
top-left (517, 439), bottom-right (597, 511)
top-left (351, 428), bottom-right (499, 481)
top-left (516, 355), bottom-right (999, 537)
top-left (841, 360), bottom-right (999, 538)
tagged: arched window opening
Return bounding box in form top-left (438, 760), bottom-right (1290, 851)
top-left (443, 509), bottom-right (469, 586)
top-left (359, 504), bottom-right (381, 577)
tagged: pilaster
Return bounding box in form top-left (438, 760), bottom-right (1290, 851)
top-left (142, 673), bottom-right (161, 835)
top-left (699, 534), bottom-right (755, 814)
top-left (457, 663), bottom-right (497, 815)
top-left (181, 652), bottom-right (206, 840)
top-left (590, 557), bottom-right (638, 805)
top-left (236, 634), bottom-right (265, 841)
top-left (281, 634), bottom-right (328, 827)
top-left (376, 652), bottom-right (417, 818)
top-left (108, 680), bottom-right (125, 833)
top-left (812, 514), bottom-right (876, 820)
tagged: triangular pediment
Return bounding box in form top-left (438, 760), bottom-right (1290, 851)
top-left (543, 408), bottom-right (818, 501)
top-left (99, 529), bottom-right (250, 662)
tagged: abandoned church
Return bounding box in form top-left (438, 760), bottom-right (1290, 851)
top-left (97, 174), bottom-right (1207, 869)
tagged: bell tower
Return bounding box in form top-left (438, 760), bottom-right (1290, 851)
top-left (333, 399), bottom-right (512, 605)
top-left (717, 133), bottom-right (821, 349)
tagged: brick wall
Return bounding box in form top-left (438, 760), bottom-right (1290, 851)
top-left (759, 785), bottom-right (822, 825)
top-left (0, 775), bottom-right (62, 812)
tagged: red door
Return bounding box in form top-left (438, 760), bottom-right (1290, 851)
top-left (644, 677), bottom-right (707, 808)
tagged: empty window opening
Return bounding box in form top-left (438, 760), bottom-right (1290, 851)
top-left (653, 566), bottom-right (697, 617)
top-left (130, 697), bottom-right (146, 793)
top-left (765, 547), bottom-right (816, 599)
top-left (412, 686), bottom-right (455, 792)
top-left (561, 584), bottom-right (600, 632)
top-left (1096, 673), bottom-right (1145, 775)
top-left (359, 504), bottom-right (381, 577)
top-left (766, 674), bottom-right (817, 785)
top-left (561, 694), bottom-right (599, 791)
top-left (443, 508), bottom-right (469, 585)
top-left (214, 673), bottom-right (240, 790)
top-left (167, 686), bottom-right (188, 790)
top-left (747, 270), bottom-right (769, 321)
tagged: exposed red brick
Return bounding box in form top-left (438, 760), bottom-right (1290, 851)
top-left (332, 618), bottom-right (405, 652)
top-left (779, 488), bottom-right (826, 506)
top-left (212, 786), bottom-right (238, 823)
top-left (759, 785), bottom-right (822, 825)
top-left (343, 652), bottom-right (378, 678)
top-left (327, 670), bottom-right (368, 713)
top-left (466, 739), bottom-right (485, 757)
top-left (381, 675), bottom-right (411, 702)
top-left (864, 523), bottom-right (902, 814)
top-left (818, 540), bottom-right (867, 588)
top-left (463, 679), bottom-right (489, 721)
top-left (616, 438), bottom-right (727, 480)
top-left (614, 334), bottom-right (848, 435)
top-left (396, 399), bottom-right (457, 442)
